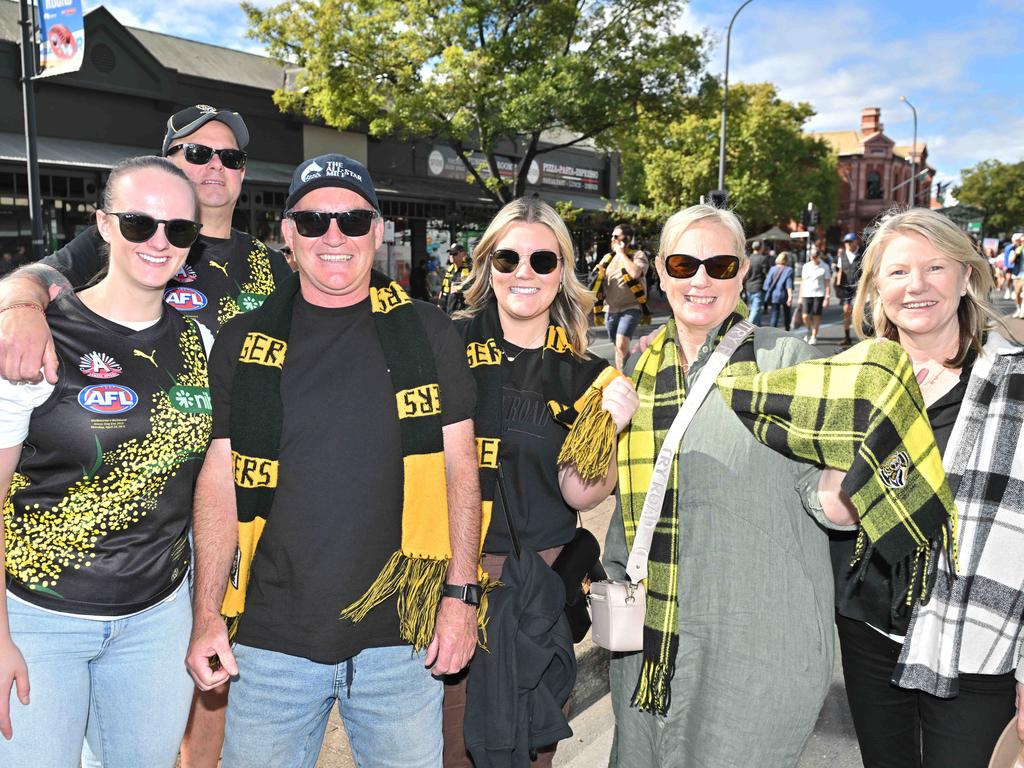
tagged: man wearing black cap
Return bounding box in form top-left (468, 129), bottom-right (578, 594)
top-left (185, 154), bottom-right (481, 766)
top-left (438, 241), bottom-right (472, 314)
top-left (835, 232), bottom-right (861, 345)
top-left (0, 104), bottom-right (291, 384)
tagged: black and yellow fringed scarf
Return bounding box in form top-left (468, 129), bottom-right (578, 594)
top-left (222, 270), bottom-right (451, 651)
top-left (460, 300), bottom-right (622, 554)
top-left (589, 251), bottom-right (652, 327)
top-left (717, 336), bottom-right (958, 599)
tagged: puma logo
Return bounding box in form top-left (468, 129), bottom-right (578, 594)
top-left (209, 260), bottom-right (229, 278)
top-left (133, 349), bottom-right (158, 368)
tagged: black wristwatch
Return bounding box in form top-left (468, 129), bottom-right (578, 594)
top-left (442, 582), bottom-right (483, 607)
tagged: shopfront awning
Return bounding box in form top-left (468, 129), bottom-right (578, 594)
top-left (0, 132), bottom-right (295, 186)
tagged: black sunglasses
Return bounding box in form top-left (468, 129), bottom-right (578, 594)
top-left (664, 254), bottom-right (740, 280)
top-left (166, 143), bottom-right (247, 170)
top-left (105, 212), bottom-right (200, 249)
top-left (284, 209), bottom-right (379, 238)
top-left (491, 248), bottom-right (562, 275)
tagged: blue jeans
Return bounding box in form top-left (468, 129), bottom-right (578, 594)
top-left (223, 643), bottom-right (443, 768)
top-left (746, 291), bottom-right (765, 326)
top-left (0, 580), bottom-right (193, 768)
top-left (768, 301), bottom-right (791, 329)
top-left (605, 308), bottom-right (642, 343)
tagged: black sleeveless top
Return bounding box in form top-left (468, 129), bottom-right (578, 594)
top-left (3, 292), bottom-right (212, 616)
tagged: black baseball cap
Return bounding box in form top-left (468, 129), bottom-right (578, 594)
top-left (162, 105), bottom-right (249, 156)
top-left (448, 242), bottom-right (466, 254)
top-left (286, 154), bottom-right (380, 212)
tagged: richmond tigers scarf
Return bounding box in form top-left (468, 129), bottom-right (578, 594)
top-left (589, 251), bottom-right (652, 326)
top-left (223, 270), bottom-right (451, 650)
top-left (460, 300), bottom-right (621, 551)
top-left (619, 319), bottom-right (956, 715)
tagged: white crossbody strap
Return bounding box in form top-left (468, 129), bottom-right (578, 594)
top-left (625, 321), bottom-right (754, 583)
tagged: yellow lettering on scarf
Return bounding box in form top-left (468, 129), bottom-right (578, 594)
top-left (396, 384), bottom-right (442, 419)
top-left (548, 400), bottom-right (568, 417)
top-left (545, 326), bottom-right (571, 353)
top-left (231, 451), bottom-right (279, 489)
top-left (467, 340), bottom-right (502, 368)
top-left (370, 283), bottom-right (412, 314)
top-left (239, 333), bottom-right (287, 369)
top-left (476, 437), bottom-right (500, 468)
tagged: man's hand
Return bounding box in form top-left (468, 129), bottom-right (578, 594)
top-left (424, 597), bottom-right (477, 675)
top-left (630, 328), bottom-right (659, 357)
top-left (0, 637), bottom-right (28, 740)
top-left (1016, 681), bottom-right (1023, 741)
top-left (0, 305), bottom-right (56, 385)
top-left (185, 616), bottom-right (238, 691)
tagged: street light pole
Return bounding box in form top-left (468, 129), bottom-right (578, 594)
top-left (18, 0), bottom-right (45, 261)
top-left (716, 0), bottom-right (756, 198)
top-left (899, 95), bottom-right (917, 208)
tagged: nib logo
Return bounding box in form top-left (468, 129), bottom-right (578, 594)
top-left (300, 160), bottom-right (323, 183)
top-left (79, 351), bottom-right (122, 379)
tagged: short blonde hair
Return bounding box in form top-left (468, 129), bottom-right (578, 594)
top-left (776, 252), bottom-right (790, 265)
top-left (657, 205), bottom-right (747, 265)
top-left (852, 207), bottom-right (1000, 367)
top-left (459, 198), bottom-right (594, 357)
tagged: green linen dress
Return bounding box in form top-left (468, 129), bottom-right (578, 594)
top-left (605, 326), bottom-right (837, 768)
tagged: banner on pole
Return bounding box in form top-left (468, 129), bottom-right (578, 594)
top-left (36, 0), bottom-right (85, 78)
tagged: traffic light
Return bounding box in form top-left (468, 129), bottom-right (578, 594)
top-left (708, 190), bottom-right (728, 208)
top-left (801, 208), bottom-right (811, 227)
top-left (810, 209), bottom-right (820, 227)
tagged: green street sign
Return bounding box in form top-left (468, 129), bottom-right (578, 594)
top-left (967, 219), bottom-right (983, 233)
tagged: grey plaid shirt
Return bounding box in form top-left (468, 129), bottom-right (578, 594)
top-left (894, 331), bottom-right (1024, 697)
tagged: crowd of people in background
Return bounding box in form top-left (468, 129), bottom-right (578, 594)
top-left (0, 101), bottom-right (1020, 768)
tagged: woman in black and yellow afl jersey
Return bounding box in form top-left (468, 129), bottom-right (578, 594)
top-left (0, 156), bottom-right (211, 767)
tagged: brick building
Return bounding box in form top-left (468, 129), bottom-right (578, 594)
top-left (814, 107), bottom-right (934, 240)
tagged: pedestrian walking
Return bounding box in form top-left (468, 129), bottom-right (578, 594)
top-left (835, 232), bottom-right (862, 345)
top-left (764, 251), bottom-right (795, 329)
top-left (438, 242), bottom-right (472, 314)
top-left (743, 239), bottom-right (770, 325)
top-left (590, 223), bottom-right (651, 370)
top-left (799, 249), bottom-right (832, 344)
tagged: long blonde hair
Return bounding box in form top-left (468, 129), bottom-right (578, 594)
top-left (852, 207), bottom-right (1001, 367)
top-left (459, 198), bottom-right (594, 358)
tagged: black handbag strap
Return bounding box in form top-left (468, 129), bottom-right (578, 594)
top-left (495, 461), bottom-right (522, 559)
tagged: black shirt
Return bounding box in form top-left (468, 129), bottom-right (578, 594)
top-left (482, 344), bottom-right (577, 555)
top-left (831, 367), bottom-right (970, 635)
top-left (208, 295), bottom-right (476, 663)
top-left (744, 252), bottom-right (770, 294)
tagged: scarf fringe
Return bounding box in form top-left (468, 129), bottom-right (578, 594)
top-left (630, 658), bottom-right (675, 715)
top-left (558, 388), bottom-right (616, 481)
top-left (341, 551), bottom-right (450, 651)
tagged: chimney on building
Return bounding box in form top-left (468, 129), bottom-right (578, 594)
top-left (861, 107), bottom-right (883, 136)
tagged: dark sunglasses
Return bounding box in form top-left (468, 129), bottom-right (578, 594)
top-left (664, 254), bottom-right (740, 280)
top-left (165, 143), bottom-right (247, 170)
top-left (105, 212), bottom-right (200, 249)
top-left (284, 209), bottom-right (379, 238)
top-left (491, 248), bottom-right (562, 275)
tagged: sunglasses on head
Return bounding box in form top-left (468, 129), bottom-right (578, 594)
top-left (165, 143), bottom-right (247, 170)
top-left (104, 212), bottom-right (200, 249)
top-left (664, 254), bottom-right (740, 280)
top-left (284, 209), bottom-right (379, 238)
top-left (490, 248), bottom-right (562, 275)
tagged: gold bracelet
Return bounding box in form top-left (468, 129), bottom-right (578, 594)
top-left (0, 302), bottom-right (45, 315)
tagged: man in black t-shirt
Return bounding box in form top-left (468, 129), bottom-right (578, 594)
top-left (0, 104), bottom-right (290, 767)
top-left (835, 232), bottom-right (862, 345)
top-left (744, 240), bottom-right (770, 326)
top-left (185, 154), bottom-right (481, 767)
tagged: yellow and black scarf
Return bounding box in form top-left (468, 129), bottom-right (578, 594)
top-left (223, 271), bottom-right (451, 650)
top-left (439, 261), bottom-right (473, 313)
top-left (460, 300), bottom-right (622, 550)
top-left (619, 317), bottom-right (957, 715)
top-left (589, 251), bottom-right (652, 326)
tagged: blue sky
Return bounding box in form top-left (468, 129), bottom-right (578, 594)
top-left (85, 0), bottom-right (1024, 194)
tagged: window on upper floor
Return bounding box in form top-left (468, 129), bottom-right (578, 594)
top-left (866, 171), bottom-right (883, 199)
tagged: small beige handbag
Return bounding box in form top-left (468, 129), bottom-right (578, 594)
top-left (988, 718), bottom-right (1024, 768)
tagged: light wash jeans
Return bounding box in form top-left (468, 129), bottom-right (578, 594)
top-left (222, 642), bottom-right (443, 768)
top-left (0, 579), bottom-right (193, 768)
top-left (747, 291), bottom-right (766, 326)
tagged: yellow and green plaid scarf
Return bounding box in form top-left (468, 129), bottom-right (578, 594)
top-left (589, 251), bottom-right (652, 327)
top-left (223, 271), bottom-right (451, 651)
top-left (718, 337), bottom-right (958, 594)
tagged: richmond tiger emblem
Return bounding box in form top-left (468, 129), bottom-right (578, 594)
top-left (879, 450), bottom-right (910, 489)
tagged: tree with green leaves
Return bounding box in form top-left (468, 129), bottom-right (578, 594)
top-left (245, 0), bottom-right (707, 206)
top-left (617, 82), bottom-right (837, 234)
top-left (953, 160), bottom-right (1024, 235)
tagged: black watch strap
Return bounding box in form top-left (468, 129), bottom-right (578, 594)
top-left (442, 582), bottom-right (483, 607)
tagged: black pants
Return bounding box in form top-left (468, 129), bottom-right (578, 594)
top-left (836, 612), bottom-right (1016, 768)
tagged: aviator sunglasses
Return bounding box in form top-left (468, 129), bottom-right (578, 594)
top-left (284, 209), bottom-right (379, 238)
top-left (104, 212), bottom-right (201, 249)
top-left (664, 253), bottom-right (741, 280)
top-left (490, 249), bottom-right (562, 275)
top-left (165, 143), bottom-right (247, 170)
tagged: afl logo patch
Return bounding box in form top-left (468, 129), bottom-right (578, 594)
top-left (164, 287), bottom-right (208, 311)
top-left (173, 263), bottom-right (198, 284)
top-left (78, 384), bottom-right (139, 414)
top-left (79, 351), bottom-right (122, 379)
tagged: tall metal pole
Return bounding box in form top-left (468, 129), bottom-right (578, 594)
top-left (900, 95), bottom-right (917, 208)
top-left (716, 0), bottom-right (756, 197)
top-left (18, 0), bottom-right (45, 260)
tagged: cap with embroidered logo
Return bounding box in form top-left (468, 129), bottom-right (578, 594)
top-left (286, 154), bottom-right (380, 212)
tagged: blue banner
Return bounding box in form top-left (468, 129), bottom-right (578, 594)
top-left (37, 0), bottom-right (84, 78)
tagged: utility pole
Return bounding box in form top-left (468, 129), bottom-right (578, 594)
top-left (900, 95), bottom-right (918, 208)
top-left (715, 0), bottom-right (756, 204)
top-left (18, 0), bottom-right (45, 261)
